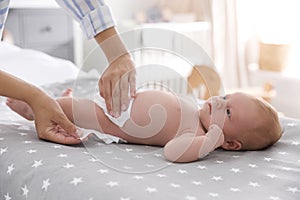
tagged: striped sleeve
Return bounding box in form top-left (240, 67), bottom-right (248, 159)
top-left (0, 0), bottom-right (10, 40)
top-left (55, 0), bottom-right (117, 39)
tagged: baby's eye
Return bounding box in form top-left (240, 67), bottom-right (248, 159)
top-left (222, 95), bottom-right (226, 100)
top-left (226, 109), bottom-right (231, 119)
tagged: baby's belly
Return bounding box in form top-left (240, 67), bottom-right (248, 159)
top-left (120, 91), bottom-right (182, 146)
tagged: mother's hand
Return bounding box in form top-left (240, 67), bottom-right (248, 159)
top-left (31, 93), bottom-right (82, 145)
top-left (99, 54), bottom-right (136, 118)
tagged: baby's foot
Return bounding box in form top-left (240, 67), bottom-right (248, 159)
top-left (6, 98), bottom-right (35, 120)
top-left (61, 88), bottom-right (73, 97)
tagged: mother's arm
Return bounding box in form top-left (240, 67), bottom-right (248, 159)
top-left (0, 70), bottom-right (81, 144)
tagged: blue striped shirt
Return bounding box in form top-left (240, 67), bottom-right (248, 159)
top-left (0, 0), bottom-right (116, 40)
top-left (0, 0), bottom-right (9, 39)
top-left (55, 0), bottom-right (116, 39)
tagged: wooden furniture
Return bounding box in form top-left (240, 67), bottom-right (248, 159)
top-left (187, 65), bottom-right (221, 99)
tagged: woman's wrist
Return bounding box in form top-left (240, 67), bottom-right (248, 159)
top-left (95, 27), bottom-right (129, 64)
top-left (23, 85), bottom-right (49, 109)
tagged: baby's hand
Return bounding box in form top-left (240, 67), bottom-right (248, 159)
top-left (209, 96), bottom-right (227, 129)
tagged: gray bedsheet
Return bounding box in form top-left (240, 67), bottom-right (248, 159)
top-left (0, 77), bottom-right (299, 200)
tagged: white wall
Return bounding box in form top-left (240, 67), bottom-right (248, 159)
top-left (80, 0), bottom-right (161, 72)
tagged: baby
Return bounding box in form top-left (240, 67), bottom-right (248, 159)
top-left (6, 89), bottom-right (282, 163)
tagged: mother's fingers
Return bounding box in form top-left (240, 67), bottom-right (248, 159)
top-left (37, 124), bottom-right (82, 145)
top-left (99, 76), bottom-right (112, 114)
top-left (111, 76), bottom-right (121, 118)
top-left (120, 72), bottom-right (130, 111)
top-left (129, 70), bottom-right (136, 98)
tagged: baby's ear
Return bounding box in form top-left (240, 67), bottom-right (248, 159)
top-left (221, 140), bottom-right (242, 150)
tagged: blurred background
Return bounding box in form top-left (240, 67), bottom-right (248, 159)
top-left (3, 0), bottom-right (300, 119)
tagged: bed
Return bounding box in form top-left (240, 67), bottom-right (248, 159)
top-left (0, 43), bottom-right (300, 200)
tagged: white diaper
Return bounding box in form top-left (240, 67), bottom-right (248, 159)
top-left (93, 95), bottom-right (134, 127)
top-left (78, 95), bottom-right (133, 144)
top-left (79, 127), bottom-right (126, 144)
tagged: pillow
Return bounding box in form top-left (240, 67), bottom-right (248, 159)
top-left (0, 42), bottom-right (79, 86)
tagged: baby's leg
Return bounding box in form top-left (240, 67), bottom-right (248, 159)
top-left (6, 88), bottom-right (73, 121)
top-left (56, 97), bottom-right (122, 136)
top-left (6, 98), bottom-right (34, 120)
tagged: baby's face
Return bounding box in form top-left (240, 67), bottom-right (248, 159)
top-left (199, 93), bottom-right (258, 141)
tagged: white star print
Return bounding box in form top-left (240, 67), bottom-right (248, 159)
top-left (145, 164), bottom-right (154, 168)
top-left (134, 155), bottom-right (143, 159)
top-left (287, 123), bottom-right (296, 127)
top-left (209, 192), bottom-right (219, 197)
top-left (269, 196), bottom-right (280, 200)
top-left (282, 167), bottom-right (292, 171)
top-left (106, 181), bottom-right (119, 187)
top-left (170, 183), bottom-right (181, 188)
top-left (53, 145), bottom-right (62, 149)
top-left (21, 185), bottom-right (29, 197)
top-left (291, 141), bottom-right (300, 145)
top-left (287, 187), bottom-right (299, 193)
top-left (27, 149), bottom-right (37, 154)
top-left (58, 154), bottom-right (68, 158)
top-left (230, 188), bottom-right (241, 192)
top-left (215, 160), bottom-right (224, 164)
top-left (4, 193), bottom-right (11, 200)
top-left (211, 176), bottom-right (223, 181)
top-left (248, 164), bottom-right (258, 168)
top-left (266, 174), bottom-right (277, 179)
top-left (192, 181), bottom-right (202, 186)
top-left (63, 163), bottom-right (75, 169)
top-left (125, 148), bottom-right (133, 152)
top-left (24, 140), bottom-right (32, 144)
top-left (0, 137), bottom-right (4, 141)
top-left (197, 165), bottom-right (207, 170)
top-left (278, 151), bottom-right (287, 155)
top-left (264, 157), bottom-right (273, 162)
top-left (185, 195), bottom-right (197, 200)
top-left (42, 179), bottom-right (51, 192)
top-left (97, 169), bottom-right (109, 174)
top-left (156, 174), bottom-right (167, 178)
top-left (18, 132), bottom-right (27, 136)
top-left (154, 153), bottom-right (162, 157)
top-left (133, 175), bottom-right (144, 180)
top-left (123, 166), bottom-right (133, 170)
top-left (249, 182), bottom-right (260, 187)
top-left (146, 187), bottom-right (157, 193)
top-left (7, 164), bottom-right (14, 175)
top-left (70, 177), bottom-right (83, 186)
top-left (177, 169), bottom-right (188, 174)
top-left (0, 147), bottom-right (7, 155)
top-left (89, 158), bottom-right (99, 162)
top-left (230, 168), bottom-right (241, 173)
top-left (32, 160), bottom-right (43, 168)
top-left (166, 162), bottom-right (175, 166)
top-left (112, 156), bottom-right (123, 160)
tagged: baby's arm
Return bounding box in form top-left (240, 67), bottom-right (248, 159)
top-left (164, 124), bottom-right (224, 163)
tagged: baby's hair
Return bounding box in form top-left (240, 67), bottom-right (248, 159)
top-left (240, 96), bottom-right (283, 151)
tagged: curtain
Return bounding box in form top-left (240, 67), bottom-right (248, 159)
top-left (204, 0), bottom-right (250, 89)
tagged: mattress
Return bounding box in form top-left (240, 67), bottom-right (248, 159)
top-left (0, 77), bottom-right (299, 200)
